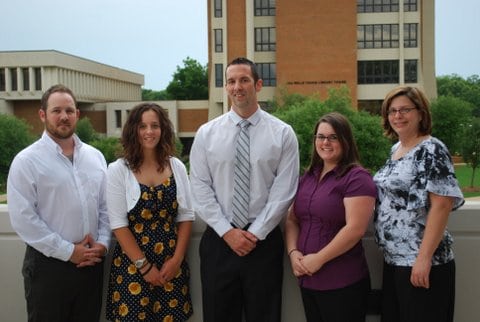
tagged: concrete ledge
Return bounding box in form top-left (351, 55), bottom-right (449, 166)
top-left (1, 202), bottom-right (479, 321)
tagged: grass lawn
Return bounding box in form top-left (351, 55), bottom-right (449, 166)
top-left (454, 164), bottom-right (480, 198)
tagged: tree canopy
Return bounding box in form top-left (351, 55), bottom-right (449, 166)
top-left (272, 87), bottom-right (390, 173)
top-left (165, 57), bottom-right (208, 100)
top-left (437, 74), bottom-right (480, 116)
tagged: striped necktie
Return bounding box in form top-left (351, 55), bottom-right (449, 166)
top-left (232, 119), bottom-right (250, 229)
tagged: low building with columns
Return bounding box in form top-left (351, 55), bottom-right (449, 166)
top-left (0, 50), bottom-right (209, 149)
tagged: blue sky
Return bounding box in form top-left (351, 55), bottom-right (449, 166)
top-left (0, 0), bottom-right (478, 90)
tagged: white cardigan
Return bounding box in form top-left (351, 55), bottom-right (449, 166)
top-left (107, 157), bottom-right (195, 230)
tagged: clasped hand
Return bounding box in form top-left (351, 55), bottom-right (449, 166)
top-left (223, 228), bottom-right (258, 256)
top-left (70, 234), bottom-right (106, 267)
top-left (142, 257), bottom-right (182, 287)
top-left (289, 251), bottom-right (323, 277)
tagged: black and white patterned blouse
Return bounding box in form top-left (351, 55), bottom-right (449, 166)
top-left (373, 137), bottom-right (464, 266)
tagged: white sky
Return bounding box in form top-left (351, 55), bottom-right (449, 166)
top-left (0, 0), bottom-right (478, 90)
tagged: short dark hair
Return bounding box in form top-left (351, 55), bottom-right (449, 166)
top-left (381, 86), bottom-right (432, 139)
top-left (121, 102), bottom-right (175, 172)
top-left (40, 84), bottom-right (77, 110)
top-left (225, 57), bottom-right (260, 83)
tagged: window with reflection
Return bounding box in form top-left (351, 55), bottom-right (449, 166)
top-left (214, 29), bottom-right (223, 52)
top-left (404, 23), bottom-right (417, 47)
top-left (34, 67), bottom-right (42, 90)
top-left (10, 68), bottom-right (18, 91)
top-left (357, 24), bottom-right (399, 48)
top-left (115, 110), bottom-right (122, 128)
top-left (255, 0), bottom-right (275, 16)
top-left (214, 0), bottom-right (222, 17)
top-left (404, 59), bottom-right (417, 83)
top-left (215, 63), bottom-right (223, 87)
top-left (255, 27), bottom-right (276, 52)
top-left (0, 69), bottom-right (5, 91)
top-left (22, 68), bottom-right (30, 91)
top-left (357, 0), bottom-right (399, 13)
top-left (358, 60), bottom-right (399, 84)
top-left (404, 0), bottom-right (417, 12)
top-left (257, 63), bottom-right (276, 86)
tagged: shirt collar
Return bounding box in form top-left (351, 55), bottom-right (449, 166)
top-left (41, 131), bottom-right (83, 154)
top-left (228, 107), bottom-right (262, 127)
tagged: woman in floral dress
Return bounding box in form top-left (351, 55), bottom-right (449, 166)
top-left (106, 102), bottom-right (194, 321)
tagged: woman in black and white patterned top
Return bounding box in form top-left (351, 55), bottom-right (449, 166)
top-left (373, 86), bottom-right (464, 322)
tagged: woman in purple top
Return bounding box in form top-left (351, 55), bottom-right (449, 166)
top-left (285, 112), bottom-right (377, 322)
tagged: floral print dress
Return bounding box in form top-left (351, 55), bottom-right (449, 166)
top-left (106, 176), bottom-right (193, 322)
top-left (373, 137), bottom-right (464, 266)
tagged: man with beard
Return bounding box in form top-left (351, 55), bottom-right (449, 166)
top-left (7, 84), bottom-right (111, 322)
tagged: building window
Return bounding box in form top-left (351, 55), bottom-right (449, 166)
top-left (257, 63), bottom-right (276, 86)
top-left (10, 68), bottom-right (18, 91)
top-left (254, 0), bottom-right (275, 16)
top-left (115, 110), bottom-right (122, 128)
top-left (357, 0), bottom-right (399, 13)
top-left (0, 69), bottom-right (5, 91)
top-left (215, 64), bottom-right (223, 87)
top-left (34, 67), bottom-right (42, 90)
top-left (255, 27), bottom-right (276, 51)
top-left (357, 24), bottom-right (399, 49)
top-left (404, 59), bottom-right (418, 83)
top-left (214, 29), bottom-right (223, 52)
top-left (404, 23), bottom-right (417, 48)
top-left (404, 0), bottom-right (417, 12)
top-left (22, 68), bottom-right (30, 91)
top-left (214, 0), bottom-right (222, 17)
top-left (358, 60), bottom-right (399, 84)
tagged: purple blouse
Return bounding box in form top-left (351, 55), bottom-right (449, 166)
top-left (293, 165), bottom-right (377, 291)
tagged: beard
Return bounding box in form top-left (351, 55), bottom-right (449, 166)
top-left (45, 120), bottom-right (76, 140)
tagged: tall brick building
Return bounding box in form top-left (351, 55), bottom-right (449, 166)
top-left (207, 0), bottom-right (436, 117)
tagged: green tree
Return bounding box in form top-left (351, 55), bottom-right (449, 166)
top-left (142, 89), bottom-right (171, 101)
top-left (76, 117), bottom-right (99, 144)
top-left (90, 137), bottom-right (122, 164)
top-left (166, 57), bottom-right (208, 100)
top-left (272, 88), bottom-right (390, 173)
top-left (0, 114), bottom-right (35, 187)
top-left (431, 96), bottom-right (473, 155)
top-left (437, 74), bottom-right (480, 116)
top-left (461, 118), bottom-right (480, 187)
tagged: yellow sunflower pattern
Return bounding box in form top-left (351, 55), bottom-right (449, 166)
top-left (106, 176), bottom-right (192, 321)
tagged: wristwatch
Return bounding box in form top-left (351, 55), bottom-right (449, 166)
top-left (134, 257), bottom-right (147, 269)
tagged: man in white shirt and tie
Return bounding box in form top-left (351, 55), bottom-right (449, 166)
top-left (190, 57), bottom-right (299, 322)
top-left (7, 84), bottom-right (110, 322)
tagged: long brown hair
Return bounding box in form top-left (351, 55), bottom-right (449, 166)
top-left (307, 112), bottom-right (360, 178)
top-left (121, 103), bottom-right (175, 172)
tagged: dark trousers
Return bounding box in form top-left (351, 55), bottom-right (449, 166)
top-left (300, 276), bottom-right (370, 322)
top-left (381, 260), bottom-right (456, 322)
top-left (22, 245), bottom-right (104, 322)
top-left (199, 226), bottom-right (284, 322)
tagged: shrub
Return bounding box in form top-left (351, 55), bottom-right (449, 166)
top-left (0, 114), bottom-right (35, 188)
top-left (76, 117), bottom-right (99, 144)
top-left (90, 137), bottom-right (122, 164)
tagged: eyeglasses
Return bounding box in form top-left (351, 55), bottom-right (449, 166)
top-left (314, 134), bottom-right (338, 142)
top-left (387, 107), bottom-right (417, 116)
